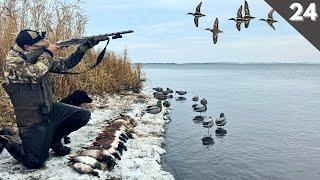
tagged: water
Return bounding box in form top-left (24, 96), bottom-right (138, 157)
top-left (143, 64), bottom-right (320, 180)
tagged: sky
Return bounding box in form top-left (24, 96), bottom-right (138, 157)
top-left (83, 0), bottom-right (320, 63)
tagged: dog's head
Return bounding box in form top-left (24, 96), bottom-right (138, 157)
top-left (61, 90), bottom-right (93, 107)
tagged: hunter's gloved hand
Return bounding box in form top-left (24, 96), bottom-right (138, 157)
top-left (83, 38), bottom-right (100, 49)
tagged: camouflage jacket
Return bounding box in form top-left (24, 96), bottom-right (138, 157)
top-left (3, 45), bottom-right (88, 83)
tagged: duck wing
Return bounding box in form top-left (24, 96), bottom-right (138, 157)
top-left (268, 9), bottom-right (275, 19)
top-left (194, 16), bottom-right (199, 27)
top-left (244, 1), bottom-right (250, 16)
top-left (268, 22), bottom-right (276, 30)
top-left (245, 20), bottom-right (250, 28)
top-left (236, 21), bottom-right (242, 31)
top-left (213, 18), bottom-right (219, 29)
top-left (196, 2), bottom-right (202, 13)
top-left (213, 32), bottom-right (218, 44)
top-left (237, 5), bottom-right (243, 18)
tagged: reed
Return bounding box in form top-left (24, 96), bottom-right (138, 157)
top-left (0, 0), bottom-right (142, 127)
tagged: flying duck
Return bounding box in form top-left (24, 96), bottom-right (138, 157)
top-left (205, 18), bottom-right (223, 44)
top-left (260, 9), bottom-right (278, 30)
top-left (243, 1), bottom-right (255, 28)
top-left (187, 2), bottom-right (206, 28)
top-left (229, 5), bottom-right (245, 31)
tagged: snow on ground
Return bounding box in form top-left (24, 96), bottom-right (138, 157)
top-left (0, 88), bottom-right (174, 180)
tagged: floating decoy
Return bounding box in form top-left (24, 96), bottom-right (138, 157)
top-left (260, 9), bottom-right (277, 30)
top-left (193, 115), bottom-right (206, 124)
top-left (200, 98), bottom-right (207, 106)
top-left (243, 1), bottom-right (255, 28)
top-left (155, 94), bottom-right (173, 101)
top-left (202, 136), bottom-right (214, 146)
top-left (162, 90), bottom-right (170, 96)
top-left (166, 88), bottom-right (174, 94)
top-left (187, 2), bottom-right (206, 27)
top-left (216, 113), bottom-right (227, 127)
top-left (194, 104), bottom-right (207, 115)
top-left (163, 100), bottom-right (171, 108)
top-left (192, 103), bottom-right (199, 108)
top-left (175, 91), bottom-right (187, 96)
top-left (205, 18), bottom-right (223, 44)
top-left (192, 95), bottom-right (199, 102)
top-left (153, 87), bottom-right (163, 92)
top-left (229, 5), bottom-right (245, 31)
top-left (202, 117), bottom-right (214, 128)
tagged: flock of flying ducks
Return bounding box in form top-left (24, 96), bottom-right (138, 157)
top-left (187, 1), bottom-right (278, 44)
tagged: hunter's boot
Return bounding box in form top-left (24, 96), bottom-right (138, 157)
top-left (51, 139), bottom-right (71, 156)
top-left (0, 128), bottom-right (16, 154)
top-left (0, 134), bottom-right (24, 163)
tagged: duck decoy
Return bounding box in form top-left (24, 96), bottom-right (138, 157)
top-left (163, 100), bottom-right (171, 108)
top-left (153, 87), bottom-right (163, 92)
top-left (260, 9), bottom-right (277, 30)
top-left (192, 103), bottom-right (199, 108)
top-left (192, 95), bottom-right (199, 102)
top-left (200, 98), bottom-right (207, 106)
top-left (194, 104), bottom-right (207, 116)
top-left (193, 115), bottom-right (206, 124)
top-left (205, 18), bottom-right (223, 44)
top-left (146, 101), bottom-right (162, 117)
top-left (175, 91), bottom-right (187, 96)
top-left (229, 5), bottom-right (245, 31)
top-left (155, 94), bottom-right (172, 101)
top-left (187, 2), bottom-right (206, 28)
top-left (202, 117), bottom-right (214, 128)
top-left (216, 113), bottom-right (227, 127)
top-left (162, 90), bottom-right (170, 96)
top-left (243, 1), bottom-right (255, 28)
top-left (166, 88), bottom-right (174, 94)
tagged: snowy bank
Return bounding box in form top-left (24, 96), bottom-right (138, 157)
top-left (0, 88), bottom-right (174, 180)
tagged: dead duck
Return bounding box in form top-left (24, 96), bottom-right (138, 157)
top-left (71, 163), bottom-right (100, 177)
top-left (187, 2), bottom-right (206, 27)
top-left (175, 91), bottom-right (187, 96)
top-left (205, 18), bottom-right (223, 44)
top-left (76, 149), bottom-right (116, 170)
top-left (229, 5), bottom-right (245, 31)
top-left (243, 1), bottom-right (255, 28)
top-left (69, 156), bottom-right (108, 170)
top-left (260, 9), bottom-right (277, 30)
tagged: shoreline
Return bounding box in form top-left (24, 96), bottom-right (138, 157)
top-left (0, 87), bottom-right (174, 180)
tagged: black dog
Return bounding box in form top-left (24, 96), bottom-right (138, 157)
top-left (60, 90), bottom-right (93, 107)
top-left (60, 90), bottom-right (93, 144)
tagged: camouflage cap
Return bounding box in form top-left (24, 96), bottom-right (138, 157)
top-left (16, 29), bottom-right (49, 49)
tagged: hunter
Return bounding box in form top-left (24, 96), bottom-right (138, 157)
top-left (0, 29), bottom-right (99, 169)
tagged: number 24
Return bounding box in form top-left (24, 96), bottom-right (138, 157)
top-left (290, 3), bottom-right (318, 21)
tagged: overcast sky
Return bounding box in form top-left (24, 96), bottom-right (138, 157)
top-left (83, 0), bottom-right (320, 63)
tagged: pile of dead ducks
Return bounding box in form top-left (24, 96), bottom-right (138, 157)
top-left (187, 1), bottom-right (278, 44)
top-left (68, 115), bottom-right (136, 177)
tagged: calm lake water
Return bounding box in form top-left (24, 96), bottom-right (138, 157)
top-left (143, 63), bottom-right (320, 180)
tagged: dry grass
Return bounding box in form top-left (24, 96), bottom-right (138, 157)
top-left (0, 0), bottom-right (142, 128)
